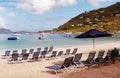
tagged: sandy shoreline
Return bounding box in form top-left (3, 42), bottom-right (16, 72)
top-left (0, 41), bottom-right (120, 55)
top-left (0, 41), bottom-right (120, 78)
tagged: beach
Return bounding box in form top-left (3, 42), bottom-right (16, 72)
top-left (62, 61), bottom-right (120, 78)
top-left (0, 1), bottom-right (120, 78)
top-left (0, 41), bottom-right (120, 78)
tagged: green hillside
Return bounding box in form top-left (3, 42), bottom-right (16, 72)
top-left (53, 2), bottom-right (120, 33)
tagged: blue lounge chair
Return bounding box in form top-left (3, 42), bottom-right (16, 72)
top-left (29, 49), bottom-right (34, 54)
top-left (40, 51), bottom-right (47, 58)
top-left (64, 49), bottom-right (71, 55)
top-left (28, 52), bottom-right (40, 62)
top-left (82, 51), bottom-right (96, 66)
top-left (21, 53), bottom-right (29, 60)
top-left (94, 50), bottom-right (105, 63)
top-left (45, 56), bottom-right (74, 75)
top-left (1, 51), bottom-right (11, 59)
top-left (12, 50), bottom-right (18, 54)
top-left (71, 48), bottom-right (78, 55)
top-left (21, 49), bottom-right (27, 55)
top-left (57, 51), bottom-right (63, 57)
top-left (72, 53), bottom-right (84, 68)
top-left (48, 46), bottom-right (54, 52)
top-left (8, 53), bottom-right (19, 64)
top-left (37, 48), bottom-right (41, 52)
top-left (3, 51), bottom-right (11, 56)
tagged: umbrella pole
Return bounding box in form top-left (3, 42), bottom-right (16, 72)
top-left (93, 37), bottom-right (95, 50)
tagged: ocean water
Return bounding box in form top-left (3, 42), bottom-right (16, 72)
top-left (0, 33), bottom-right (120, 52)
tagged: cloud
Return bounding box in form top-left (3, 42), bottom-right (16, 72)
top-left (0, 18), bottom-right (5, 27)
top-left (0, 7), bottom-right (5, 12)
top-left (87, 0), bottom-right (115, 6)
top-left (7, 12), bottom-right (16, 17)
top-left (17, 0), bottom-right (77, 14)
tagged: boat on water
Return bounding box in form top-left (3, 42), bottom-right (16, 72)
top-left (8, 36), bottom-right (19, 40)
top-left (38, 36), bottom-right (46, 40)
top-left (11, 34), bottom-right (20, 36)
top-left (64, 32), bottom-right (72, 37)
top-left (8, 34), bottom-right (20, 40)
top-left (38, 33), bottom-right (46, 40)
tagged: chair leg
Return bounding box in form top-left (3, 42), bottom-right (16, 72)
top-left (63, 65), bottom-right (69, 72)
top-left (55, 70), bottom-right (60, 78)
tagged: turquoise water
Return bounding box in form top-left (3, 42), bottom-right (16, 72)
top-left (0, 33), bottom-right (120, 51)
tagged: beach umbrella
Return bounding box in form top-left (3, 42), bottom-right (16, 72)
top-left (75, 29), bottom-right (112, 50)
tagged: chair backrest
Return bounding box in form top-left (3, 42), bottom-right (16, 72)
top-left (48, 46), bottom-right (54, 52)
top-left (5, 51), bottom-right (10, 56)
top-left (65, 49), bottom-right (71, 55)
top-left (104, 49), bottom-right (113, 60)
top-left (43, 47), bottom-right (48, 51)
top-left (61, 56), bottom-right (74, 68)
top-left (21, 49), bottom-right (27, 55)
top-left (51, 51), bottom-right (57, 57)
top-left (71, 48), bottom-right (78, 55)
top-left (37, 48), bottom-right (41, 52)
top-left (73, 53), bottom-right (82, 62)
top-left (106, 49), bottom-right (112, 57)
top-left (57, 51), bottom-right (63, 56)
top-left (97, 50), bottom-right (105, 59)
top-left (11, 53), bottom-right (19, 61)
top-left (22, 53), bottom-right (29, 60)
top-left (29, 49), bottom-right (34, 54)
top-left (87, 51), bottom-right (96, 61)
top-left (32, 52), bottom-right (40, 60)
top-left (40, 51), bottom-right (47, 58)
top-left (12, 50), bottom-right (18, 54)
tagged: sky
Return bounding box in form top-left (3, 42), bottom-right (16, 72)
top-left (0, 0), bottom-right (119, 32)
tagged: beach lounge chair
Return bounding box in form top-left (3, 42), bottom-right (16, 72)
top-left (82, 51), bottom-right (96, 66)
top-left (64, 49), bottom-right (71, 55)
top-left (21, 49), bottom-right (27, 55)
top-left (8, 53), bottom-right (19, 64)
top-left (48, 46), bottom-right (54, 52)
top-left (46, 51), bottom-right (57, 60)
top-left (57, 51), bottom-right (63, 57)
top-left (93, 50), bottom-right (105, 66)
top-left (37, 48), bottom-right (41, 52)
top-left (71, 48), bottom-right (78, 55)
top-left (100, 49), bottom-right (113, 65)
top-left (12, 50), bottom-right (18, 54)
top-left (29, 49), bottom-right (34, 54)
top-left (95, 50), bottom-right (105, 62)
top-left (1, 51), bottom-right (11, 59)
top-left (43, 47), bottom-right (48, 51)
top-left (72, 53), bottom-right (84, 68)
top-left (73, 53), bottom-right (82, 64)
top-left (21, 53), bottom-right (29, 60)
top-left (51, 51), bottom-right (57, 57)
top-left (40, 51), bottom-right (47, 58)
top-left (45, 56), bottom-right (74, 75)
top-left (32, 52), bottom-right (40, 60)
top-left (28, 52), bottom-right (40, 62)
top-left (3, 51), bottom-right (11, 56)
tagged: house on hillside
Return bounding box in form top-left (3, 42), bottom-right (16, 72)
top-left (115, 14), bottom-right (120, 16)
top-left (99, 11), bottom-right (104, 13)
top-left (79, 17), bottom-right (83, 19)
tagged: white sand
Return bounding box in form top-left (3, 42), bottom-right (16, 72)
top-left (0, 41), bottom-right (120, 78)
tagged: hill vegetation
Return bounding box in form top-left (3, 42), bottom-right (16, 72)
top-left (0, 28), bottom-right (12, 34)
top-left (52, 2), bottom-right (120, 33)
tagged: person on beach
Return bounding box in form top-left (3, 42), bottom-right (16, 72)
top-left (111, 48), bottom-right (119, 63)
